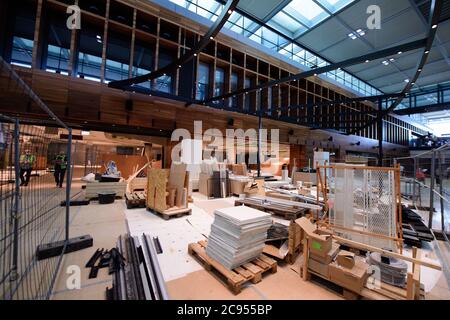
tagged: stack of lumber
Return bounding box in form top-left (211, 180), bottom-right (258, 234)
top-left (206, 206), bottom-right (272, 269)
top-left (402, 206), bottom-right (434, 246)
top-left (146, 165), bottom-right (191, 219)
top-left (234, 196), bottom-right (312, 220)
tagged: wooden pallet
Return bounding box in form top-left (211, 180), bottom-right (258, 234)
top-left (148, 206), bottom-right (192, 220)
top-left (188, 240), bottom-right (277, 294)
top-left (125, 192), bottom-right (147, 209)
top-left (235, 199), bottom-right (307, 220)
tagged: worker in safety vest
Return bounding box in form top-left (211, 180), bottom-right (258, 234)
top-left (54, 151), bottom-right (68, 188)
top-left (19, 149), bottom-right (36, 186)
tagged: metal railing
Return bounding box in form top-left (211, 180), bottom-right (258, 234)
top-left (393, 143), bottom-right (450, 238)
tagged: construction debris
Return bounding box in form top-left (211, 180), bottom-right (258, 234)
top-left (367, 252), bottom-right (408, 287)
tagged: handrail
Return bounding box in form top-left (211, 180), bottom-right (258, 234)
top-left (394, 142), bottom-right (450, 161)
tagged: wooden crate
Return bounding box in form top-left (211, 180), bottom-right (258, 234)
top-left (299, 253), bottom-right (426, 300)
top-left (188, 240), bottom-right (277, 294)
top-left (125, 191), bottom-right (147, 209)
top-left (85, 181), bottom-right (127, 199)
top-left (286, 221), bottom-right (303, 264)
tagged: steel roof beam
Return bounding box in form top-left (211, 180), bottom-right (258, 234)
top-left (347, 0), bottom-right (443, 136)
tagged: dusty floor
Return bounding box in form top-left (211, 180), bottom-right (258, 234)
top-left (50, 188), bottom-right (450, 300)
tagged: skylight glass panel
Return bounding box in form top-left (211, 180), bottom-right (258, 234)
top-left (225, 12), bottom-right (244, 34)
top-left (284, 0), bottom-right (330, 28)
top-left (317, 0), bottom-right (355, 13)
top-left (196, 0), bottom-right (221, 20)
top-left (269, 11), bottom-right (306, 35)
top-left (279, 43), bottom-right (294, 57)
top-left (170, 0), bottom-right (186, 7)
top-left (168, 0), bottom-right (380, 98)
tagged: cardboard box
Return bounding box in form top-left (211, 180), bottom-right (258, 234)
top-left (310, 241), bottom-right (340, 264)
top-left (296, 217), bottom-right (332, 258)
top-left (308, 257), bottom-right (331, 279)
top-left (337, 250), bottom-right (355, 269)
top-left (329, 257), bottom-right (369, 294)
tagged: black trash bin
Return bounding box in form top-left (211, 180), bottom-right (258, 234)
top-left (98, 192), bottom-right (116, 204)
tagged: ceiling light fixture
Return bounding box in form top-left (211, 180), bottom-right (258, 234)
top-left (348, 33), bottom-right (357, 40)
top-left (432, 24), bottom-right (438, 29)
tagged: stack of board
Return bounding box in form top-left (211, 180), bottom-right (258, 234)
top-left (206, 206), bottom-right (272, 269)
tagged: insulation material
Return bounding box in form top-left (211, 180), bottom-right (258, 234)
top-left (169, 162), bottom-right (187, 189)
top-left (206, 206), bottom-right (272, 269)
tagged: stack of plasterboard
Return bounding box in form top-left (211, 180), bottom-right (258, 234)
top-left (206, 206), bottom-right (272, 269)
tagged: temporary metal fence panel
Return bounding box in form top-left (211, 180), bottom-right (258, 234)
top-left (321, 165), bottom-right (401, 250)
top-left (0, 117), bottom-right (73, 300)
top-left (0, 55), bottom-right (74, 300)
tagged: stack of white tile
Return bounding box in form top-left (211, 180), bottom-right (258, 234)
top-left (206, 206), bottom-right (272, 269)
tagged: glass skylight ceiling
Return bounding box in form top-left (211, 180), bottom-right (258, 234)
top-left (268, 0), bottom-right (356, 36)
top-left (167, 0), bottom-right (380, 97)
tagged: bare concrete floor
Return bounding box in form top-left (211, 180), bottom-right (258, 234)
top-left (50, 198), bottom-right (127, 300)
top-left (48, 190), bottom-right (450, 300)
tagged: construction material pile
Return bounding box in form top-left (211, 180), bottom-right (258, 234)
top-left (206, 206), bottom-right (272, 269)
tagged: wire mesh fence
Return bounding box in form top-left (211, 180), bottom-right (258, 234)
top-left (0, 116), bottom-right (74, 300)
top-left (318, 164), bottom-right (402, 250)
top-left (0, 55), bottom-right (74, 300)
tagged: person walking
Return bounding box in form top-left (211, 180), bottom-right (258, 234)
top-left (54, 151), bottom-right (68, 188)
top-left (19, 149), bottom-right (35, 186)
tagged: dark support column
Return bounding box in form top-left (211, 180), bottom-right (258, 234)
top-left (439, 152), bottom-right (445, 233)
top-left (0, 1), bottom-right (14, 62)
top-left (11, 119), bottom-right (20, 281)
top-left (377, 99), bottom-right (383, 167)
top-left (257, 107), bottom-right (262, 177)
top-left (65, 129), bottom-right (72, 241)
top-left (428, 151), bottom-right (436, 229)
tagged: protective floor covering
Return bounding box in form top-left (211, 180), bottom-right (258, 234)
top-left (125, 202), bottom-right (213, 282)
